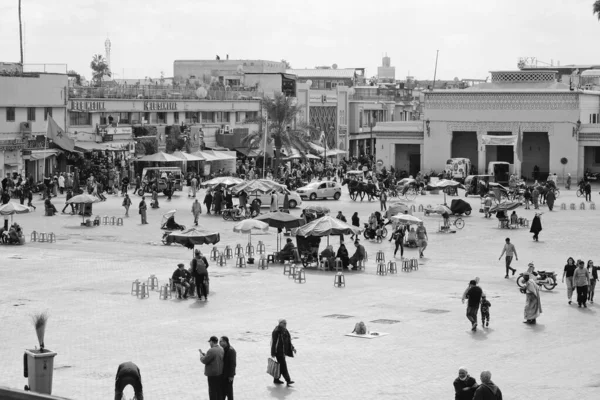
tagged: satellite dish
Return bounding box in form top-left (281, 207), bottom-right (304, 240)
top-left (196, 87), bottom-right (208, 99)
top-left (332, 64), bottom-right (338, 69)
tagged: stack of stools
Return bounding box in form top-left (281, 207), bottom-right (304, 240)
top-left (210, 247), bottom-right (219, 261)
top-left (258, 256), bottom-right (268, 270)
top-left (334, 272), bottom-right (345, 288)
top-left (333, 258), bottom-right (343, 272)
top-left (217, 253), bottom-right (227, 267)
top-left (410, 258), bottom-right (419, 271)
top-left (388, 261), bottom-right (397, 274)
top-left (376, 262), bottom-right (387, 275)
top-left (234, 244), bottom-right (244, 257)
top-left (159, 284), bottom-right (172, 300)
top-left (294, 268), bottom-right (306, 283)
top-left (289, 264), bottom-right (298, 279)
top-left (401, 259), bottom-right (411, 272)
top-left (246, 243), bottom-right (255, 257)
top-left (236, 256), bottom-right (246, 268)
top-left (257, 241), bottom-right (266, 255)
top-left (376, 250), bottom-right (385, 263)
top-left (283, 263), bottom-right (292, 276)
top-left (224, 246), bottom-right (233, 259)
top-left (147, 275), bottom-right (159, 291)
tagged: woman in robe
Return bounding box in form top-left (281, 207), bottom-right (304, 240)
top-left (520, 273), bottom-right (542, 324)
top-left (529, 213), bottom-right (542, 241)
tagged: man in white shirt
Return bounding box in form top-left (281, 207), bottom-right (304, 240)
top-left (498, 237), bottom-right (518, 278)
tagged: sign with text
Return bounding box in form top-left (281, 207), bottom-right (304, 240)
top-left (71, 100), bottom-right (105, 111)
top-left (309, 94), bottom-right (337, 103)
top-left (144, 101), bottom-right (177, 111)
top-left (101, 126), bottom-right (133, 135)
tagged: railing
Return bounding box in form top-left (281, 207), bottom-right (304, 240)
top-left (350, 94), bottom-right (415, 102)
top-left (69, 86), bottom-right (262, 101)
top-left (22, 64), bottom-right (68, 74)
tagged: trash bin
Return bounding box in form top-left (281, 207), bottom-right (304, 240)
top-left (24, 349), bottom-right (57, 394)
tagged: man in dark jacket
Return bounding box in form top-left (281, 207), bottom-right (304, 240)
top-left (220, 336), bottom-right (236, 400)
top-left (114, 361), bottom-right (144, 400)
top-left (191, 249), bottom-right (210, 300)
top-left (453, 366), bottom-right (478, 400)
top-left (271, 319), bottom-right (296, 386)
top-left (172, 263), bottom-right (190, 299)
top-left (204, 191), bottom-right (214, 215)
top-left (473, 370), bottom-right (502, 400)
top-left (200, 336), bottom-right (224, 400)
top-left (463, 280), bottom-right (483, 331)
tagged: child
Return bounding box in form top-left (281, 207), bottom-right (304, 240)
top-left (375, 226), bottom-right (384, 243)
top-left (480, 294), bottom-right (491, 327)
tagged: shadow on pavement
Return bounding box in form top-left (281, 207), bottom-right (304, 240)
top-left (267, 385), bottom-right (294, 399)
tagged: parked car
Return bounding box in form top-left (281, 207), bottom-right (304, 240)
top-left (248, 188), bottom-right (302, 209)
top-left (296, 181), bottom-right (342, 200)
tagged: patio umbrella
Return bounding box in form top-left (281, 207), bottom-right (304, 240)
top-left (231, 179), bottom-right (286, 195)
top-left (293, 215), bottom-right (360, 238)
top-left (433, 179), bottom-right (461, 205)
top-left (137, 152), bottom-right (182, 162)
top-left (391, 213), bottom-right (423, 224)
top-left (233, 219), bottom-right (269, 246)
top-left (489, 201), bottom-right (522, 213)
top-left (304, 205), bottom-right (330, 215)
top-left (254, 211), bottom-right (304, 229)
top-left (66, 194), bottom-right (100, 223)
top-left (172, 151), bottom-right (205, 162)
top-left (164, 227), bottom-right (220, 249)
top-left (202, 176), bottom-right (244, 188)
top-left (425, 204), bottom-right (452, 215)
top-left (385, 202), bottom-right (413, 218)
top-left (0, 202), bottom-right (31, 224)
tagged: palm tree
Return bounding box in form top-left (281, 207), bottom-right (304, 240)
top-left (595, 1), bottom-right (600, 19)
top-left (242, 93), bottom-right (315, 173)
top-left (90, 54), bottom-right (111, 87)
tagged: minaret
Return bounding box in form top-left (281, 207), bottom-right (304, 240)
top-left (105, 36), bottom-right (111, 77)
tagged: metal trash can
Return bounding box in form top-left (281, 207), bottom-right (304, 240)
top-left (24, 349), bottom-right (57, 394)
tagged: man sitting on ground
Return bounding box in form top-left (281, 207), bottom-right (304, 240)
top-left (172, 263), bottom-right (191, 299)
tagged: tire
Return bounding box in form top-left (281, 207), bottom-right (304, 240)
top-left (406, 189), bottom-right (417, 201)
top-left (465, 210), bottom-right (471, 216)
top-left (289, 200), bottom-right (297, 209)
top-left (350, 192), bottom-right (358, 201)
top-left (454, 218), bottom-right (465, 229)
top-left (333, 192), bottom-right (341, 200)
top-left (554, 189), bottom-right (560, 198)
top-left (222, 212), bottom-right (230, 221)
top-left (516, 276), bottom-right (526, 288)
top-left (309, 193), bottom-right (317, 201)
top-left (576, 189), bottom-right (583, 197)
top-left (137, 189), bottom-right (144, 196)
top-left (363, 230), bottom-right (370, 240)
top-left (382, 227), bottom-right (388, 237)
top-left (162, 238), bottom-right (170, 245)
top-left (543, 278), bottom-right (557, 291)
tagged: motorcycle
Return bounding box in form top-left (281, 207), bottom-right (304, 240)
top-left (516, 270), bottom-right (557, 290)
top-left (363, 223), bottom-right (388, 240)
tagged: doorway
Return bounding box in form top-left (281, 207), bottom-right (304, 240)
top-left (522, 132), bottom-right (549, 180)
top-left (451, 132), bottom-right (478, 169)
top-left (409, 153), bottom-right (421, 177)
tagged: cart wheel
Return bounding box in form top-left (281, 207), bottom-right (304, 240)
top-left (406, 190), bottom-right (417, 201)
top-left (137, 189), bottom-right (144, 196)
top-left (454, 218), bottom-right (465, 229)
top-left (465, 210), bottom-right (471, 216)
top-left (162, 239), bottom-right (170, 245)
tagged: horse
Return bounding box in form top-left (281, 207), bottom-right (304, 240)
top-left (342, 178), bottom-right (379, 201)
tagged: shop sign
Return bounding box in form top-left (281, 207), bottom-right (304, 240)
top-left (101, 127), bottom-right (133, 135)
top-left (24, 138), bottom-right (51, 150)
top-left (70, 100), bottom-right (105, 111)
top-left (0, 139), bottom-right (25, 151)
top-left (309, 94), bottom-right (337, 103)
top-left (144, 101), bottom-right (177, 111)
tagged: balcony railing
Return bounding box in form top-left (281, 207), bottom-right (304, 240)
top-left (69, 86), bottom-right (263, 101)
top-left (350, 94), bottom-right (415, 102)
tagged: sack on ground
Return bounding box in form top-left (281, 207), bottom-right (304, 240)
top-left (352, 321), bottom-right (367, 335)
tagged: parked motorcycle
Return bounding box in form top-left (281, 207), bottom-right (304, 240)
top-left (363, 223), bottom-right (388, 240)
top-left (516, 270), bottom-right (557, 290)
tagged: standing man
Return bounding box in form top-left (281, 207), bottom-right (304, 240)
top-left (463, 280), bottom-right (483, 332)
top-left (220, 336), bottom-right (236, 400)
top-left (200, 336), bottom-right (224, 400)
top-left (114, 361), bottom-right (144, 400)
top-left (270, 191), bottom-right (278, 212)
top-left (204, 190), bottom-right (214, 215)
top-left (520, 273), bottom-right (542, 324)
top-left (190, 175), bottom-right (198, 198)
top-left (562, 257), bottom-right (576, 305)
top-left (139, 196), bottom-right (148, 224)
top-left (393, 224), bottom-right (406, 258)
top-left (191, 249), bottom-right (209, 300)
top-left (379, 189), bottom-right (387, 211)
top-left (58, 173), bottom-right (65, 195)
top-left (121, 175), bottom-right (130, 196)
top-left (473, 371), bottom-right (502, 400)
top-left (498, 237), bottom-right (518, 278)
top-left (453, 367), bottom-right (478, 400)
top-left (545, 188), bottom-right (555, 211)
top-left (416, 222), bottom-right (428, 258)
top-left (192, 198), bottom-right (202, 226)
top-left (573, 259), bottom-right (590, 308)
top-left (271, 319), bottom-right (296, 386)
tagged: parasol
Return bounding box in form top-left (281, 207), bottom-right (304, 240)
top-left (432, 179), bottom-right (461, 205)
top-left (231, 179), bottom-right (286, 195)
top-left (66, 194), bottom-right (100, 223)
top-left (136, 151), bottom-right (182, 163)
top-left (0, 202), bottom-right (32, 224)
top-left (385, 202), bottom-right (412, 218)
top-left (391, 213), bottom-right (423, 224)
top-left (489, 201), bottom-right (522, 213)
top-left (233, 219), bottom-right (269, 246)
top-left (202, 176), bottom-right (244, 188)
top-left (303, 205), bottom-right (330, 215)
top-left (254, 211), bottom-right (304, 229)
top-left (293, 215), bottom-right (360, 238)
top-left (425, 204), bottom-right (452, 215)
top-left (164, 227), bottom-right (220, 249)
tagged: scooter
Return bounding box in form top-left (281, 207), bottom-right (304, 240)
top-left (363, 223), bottom-right (388, 240)
top-left (516, 270), bottom-right (557, 290)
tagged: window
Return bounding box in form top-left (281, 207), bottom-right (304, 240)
top-left (131, 113), bottom-right (142, 124)
top-left (245, 111), bottom-right (258, 121)
top-left (44, 107), bottom-right (52, 121)
top-left (595, 148), bottom-right (600, 164)
top-left (157, 112), bottom-right (166, 124)
top-left (99, 113), bottom-right (107, 125)
top-left (119, 112), bottom-right (130, 124)
top-left (202, 112), bottom-right (214, 123)
top-left (215, 112), bottom-right (229, 123)
top-left (185, 112), bottom-right (198, 123)
top-left (6, 107), bottom-right (15, 122)
top-left (69, 112), bottom-right (91, 126)
top-left (359, 111), bottom-right (363, 128)
top-left (27, 107), bottom-right (36, 121)
top-left (173, 112), bottom-right (179, 124)
top-left (590, 113), bottom-right (599, 124)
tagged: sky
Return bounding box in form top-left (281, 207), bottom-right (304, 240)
top-left (1, 0), bottom-right (600, 82)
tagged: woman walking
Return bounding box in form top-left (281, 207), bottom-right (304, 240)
top-left (562, 257), bottom-right (576, 304)
top-left (122, 194), bottom-right (132, 217)
top-left (529, 213), bottom-right (542, 241)
top-left (587, 260), bottom-right (598, 304)
top-left (573, 259), bottom-right (590, 308)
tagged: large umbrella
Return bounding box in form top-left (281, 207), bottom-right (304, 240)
top-left (391, 213), bottom-right (423, 224)
top-left (233, 219), bottom-right (269, 246)
top-left (202, 176), bottom-right (244, 188)
top-left (293, 215), bottom-right (360, 238)
top-left (66, 194), bottom-right (100, 223)
top-left (164, 227), bottom-right (220, 249)
top-left (231, 179), bottom-right (286, 195)
top-left (425, 204), bottom-right (452, 215)
top-left (172, 151), bottom-right (205, 162)
top-left (385, 202), bottom-right (413, 218)
top-left (0, 202), bottom-right (31, 224)
top-left (432, 179), bottom-right (461, 205)
top-left (254, 211), bottom-right (304, 229)
top-left (489, 201), bottom-right (522, 213)
top-left (137, 152), bottom-right (182, 163)
top-left (304, 205), bottom-right (330, 215)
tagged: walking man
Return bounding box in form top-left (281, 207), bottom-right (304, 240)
top-left (190, 175), bottom-right (198, 198)
top-left (473, 371), bottom-right (502, 400)
top-left (61, 189), bottom-right (74, 214)
top-left (200, 336), bottom-right (224, 400)
top-left (139, 196), bottom-right (148, 224)
top-left (114, 361), bottom-right (144, 400)
top-left (271, 319), bottom-right (296, 386)
top-left (393, 224), bottom-right (406, 258)
top-left (463, 280), bottom-right (483, 332)
top-left (498, 237), bottom-right (518, 278)
top-left (416, 222), bottom-right (428, 258)
top-left (380, 189), bottom-right (387, 211)
top-left (520, 273), bottom-right (542, 324)
top-left (220, 336), bottom-right (236, 400)
top-left (192, 198), bottom-right (202, 226)
top-left (573, 259), bottom-right (590, 308)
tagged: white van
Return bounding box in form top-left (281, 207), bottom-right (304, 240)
top-left (487, 162), bottom-right (514, 185)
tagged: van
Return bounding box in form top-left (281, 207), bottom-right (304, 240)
top-left (139, 167), bottom-right (183, 195)
top-left (487, 162), bottom-right (513, 186)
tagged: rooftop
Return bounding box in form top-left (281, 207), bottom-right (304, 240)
top-left (372, 121), bottom-right (423, 133)
top-left (287, 69), bottom-right (357, 78)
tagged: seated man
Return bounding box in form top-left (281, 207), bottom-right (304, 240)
top-left (279, 238), bottom-right (296, 261)
top-left (336, 242), bottom-right (350, 269)
top-left (406, 227), bottom-right (418, 247)
top-left (496, 210), bottom-right (509, 228)
top-left (44, 198), bottom-right (57, 216)
top-left (349, 240), bottom-right (366, 270)
top-left (171, 263), bottom-right (190, 299)
top-left (320, 245), bottom-right (336, 269)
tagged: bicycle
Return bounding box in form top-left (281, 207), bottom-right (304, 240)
top-left (443, 215), bottom-right (465, 230)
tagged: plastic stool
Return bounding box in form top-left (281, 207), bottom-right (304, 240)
top-left (47, 233), bottom-right (56, 243)
top-left (410, 205), bottom-right (416, 212)
top-left (376, 250), bottom-right (385, 263)
top-left (294, 268), bottom-right (306, 283)
top-left (38, 232), bottom-right (47, 243)
top-left (137, 283), bottom-right (150, 299)
top-left (334, 272), bottom-right (345, 287)
top-left (321, 259), bottom-right (330, 270)
top-left (217, 253), bottom-right (227, 266)
top-left (30, 231), bottom-right (37, 242)
top-left (93, 216), bottom-right (101, 226)
top-left (267, 254), bottom-right (276, 264)
top-left (560, 203), bottom-right (566, 210)
top-left (110, 216), bottom-right (116, 225)
top-left (570, 203), bottom-right (576, 210)
top-left (418, 204), bottom-right (424, 212)
top-left (257, 241), bottom-right (266, 255)
top-left (356, 259), bottom-right (365, 271)
top-left (246, 244), bottom-right (255, 257)
top-left (131, 279), bottom-right (141, 295)
top-left (102, 216), bottom-right (109, 225)
top-left (234, 244), bottom-right (244, 257)
top-left (258, 258), bottom-right (268, 270)
top-left (169, 278), bottom-right (176, 292)
top-left (283, 263), bottom-right (292, 276)
top-left (376, 262), bottom-right (387, 275)
top-left (591, 203), bottom-right (596, 210)
top-left (410, 258), bottom-right (419, 270)
top-left (210, 247), bottom-right (219, 261)
top-left (401, 259), bottom-right (411, 272)
top-left (159, 284), bottom-right (172, 300)
top-left (224, 246), bottom-right (233, 259)
top-left (116, 217), bottom-right (123, 226)
top-left (236, 256), bottom-right (246, 268)
top-left (364, 250), bottom-right (368, 261)
top-left (388, 261), bottom-right (397, 274)
top-left (147, 275), bottom-right (159, 290)
top-left (580, 202), bottom-right (586, 210)
top-left (288, 265), bottom-right (298, 279)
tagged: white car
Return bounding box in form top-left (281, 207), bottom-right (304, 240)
top-left (248, 188), bottom-right (302, 209)
top-left (296, 181), bottom-right (342, 200)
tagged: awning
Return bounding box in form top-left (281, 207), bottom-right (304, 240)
top-left (23, 149), bottom-right (61, 161)
top-left (236, 147), bottom-right (265, 157)
top-left (193, 150), bottom-right (237, 161)
top-left (75, 140), bottom-right (133, 152)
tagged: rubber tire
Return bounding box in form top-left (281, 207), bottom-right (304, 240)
top-left (465, 210), bottom-right (471, 216)
top-left (255, 199), bottom-right (262, 207)
top-left (309, 193), bottom-right (317, 201)
top-left (382, 227), bottom-right (388, 237)
top-left (554, 189), bottom-right (560, 198)
top-left (516, 276), bottom-right (526, 288)
top-left (289, 200), bottom-right (297, 209)
top-left (137, 189), bottom-right (144, 196)
top-left (543, 278), bottom-right (557, 291)
top-left (454, 218), bottom-right (465, 229)
top-left (576, 190), bottom-right (583, 197)
top-left (222, 212), bottom-right (230, 221)
top-left (406, 189), bottom-right (417, 201)
top-left (333, 192), bottom-right (341, 200)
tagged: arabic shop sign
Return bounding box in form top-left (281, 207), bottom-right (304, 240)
top-left (70, 100), bottom-right (105, 111)
top-left (0, 139), bottom-right (25, 151)
top-left (144, 101), bottom-right (177, 111)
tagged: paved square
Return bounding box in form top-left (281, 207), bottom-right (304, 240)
top-left (0, 186), bottom-right (599, 399)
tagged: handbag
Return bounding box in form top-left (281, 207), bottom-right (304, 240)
top-left (266, 357), bottom-right (281, 379)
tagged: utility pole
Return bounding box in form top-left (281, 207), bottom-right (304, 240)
top-left (19, 0), bottom-right (24, 64)
top-left (432, 50), bottom-right (439, 91)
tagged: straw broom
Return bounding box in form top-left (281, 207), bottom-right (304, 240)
top-left (31, 312), bottom-right (49, 351)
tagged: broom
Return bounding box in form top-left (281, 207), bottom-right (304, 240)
top-left (31, 312), bottom-right (49, 351)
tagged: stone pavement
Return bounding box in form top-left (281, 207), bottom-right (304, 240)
top-left (0, 185), bottom-right (599, 400)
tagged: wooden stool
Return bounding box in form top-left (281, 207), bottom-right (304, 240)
top-left (376, 262), bottom-right (387, 275)
top-left (401, 259), bottom-right (411, 272)
top-left (236, 256), bottom-right (246, 268)
top-left (388, 261), bottom-right (397, 274)
top-left (210, 247), bottom-right (219, 261)
top-left (267, 254), bottom-right (276, 264)
top-left (257, 241), bottom-right (266, 255)
top-left (294, 268), bottom-right (306, 283)
top-left (333, 258), bottom-right (343, 271)
top-left (258, 257), bottom-right (268, 270)
top-left (147, 275), bottom-right (159, 290)
top-left (137, 283), bottom-right (150, 299)
top-left (376, 250), bottom-right (385, 263)
top-left (224, 246), bottom-right (233, 259)
top-left (131, 279), bottom-right (141, 295)
top-left (334, 272), bottom-right (345, 287)
top-left (410, 258), bottom-right (419, 270)
top-left (159, 284), bottom-right (172, 300)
